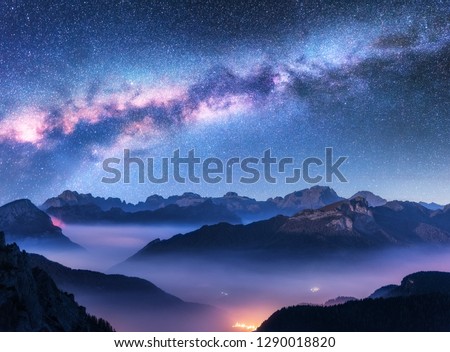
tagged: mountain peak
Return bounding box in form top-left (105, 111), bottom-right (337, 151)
top-left (348, 196), bottom-right (370, 213)
top-left (42, 191), bottom-right (134, 212)
top-left (419, 202), bottom-right (445, 211)
top-left (351, 191), bottom-right (387, 207)
top-left (146, 194), bottom-right (163, 199)
top-left (180, 192), bottom-right (202, 198)
top-left (293, 196), bottom-right (371, 219)
top-left (291, 185), bottom-right (334, 196)
top-left (310, 185), bottom-right (332, 191)
top-left (271, 186), bottom-right (344, 211)
top-left (1, 199), bottom-right (40, 215)
top-left (144, 194), bottom-right (165, 204)
top-left (60, 190), bottom-right (80, 200)
top-left (41, 190), bottom-right (87, 210)
top-left (224, 192), bottom-right (239, 197)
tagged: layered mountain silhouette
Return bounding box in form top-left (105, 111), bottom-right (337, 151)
top-left (121, 197), bottom-right (450, 264)
top-left (27, 253), bottom-right (227, 331)
top-left (0, 231), bottom-right (112, 331)
top-left (0, 199), bottom-right (81, 251)
top-left (324, 296), bottom-right (357, 306)
top-left (41, 190), bottom-right (138, 212)
top-left (257, 271), bottom-right (450, 332)
top-left (46, 199), bottom-right (241, 225)
top-left (419, 202), bottom-right (445, 211)
top-left (41, 186), bottom-right (344, 224)
top-left (369, 271), bottom-right (450, 298)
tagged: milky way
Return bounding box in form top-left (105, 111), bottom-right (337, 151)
top-left (0, 0), bottom-right (449, 204)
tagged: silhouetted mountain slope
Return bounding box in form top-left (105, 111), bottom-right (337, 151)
top-left (419, 202), bottom-right (444, 211)
top-left (369, 285), bottom-right (398, 299)
top-left (0, 199), bottom-right (81, 251)
top-left (258, 271), bottom-right (450, 332)
top-left (46, 199), bottom-right (241, 225)
top-left (324, 296), bottom-right (357, 306)
top-left (430, 206), bottom-right (450, 232)
top-left (126, 215), bottom-right (288, 261)
top-left (28, 254), bottom-right (184, 306)
top-left (371, 201), bottom-right (450, 243)
top-left (257, 294), bottom-right (450, 332)
top-left (0, 232), bottom-right (112, 332)
top-left (369, 271), bottom-right (450, 298)
top-left (123, 198), bottom-right (450, 263)
top-left (27, 253), bottom-right (227, 332)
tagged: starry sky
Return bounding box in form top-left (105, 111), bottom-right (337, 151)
top-left (0, 0), bottom-right (449, 205)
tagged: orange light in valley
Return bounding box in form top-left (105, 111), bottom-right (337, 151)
top-left (230, 306), bottom-right (271, 332)
top-left (232, 322), bottom-right (257, 331)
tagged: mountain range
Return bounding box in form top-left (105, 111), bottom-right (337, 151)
top-left (257, 271), bottom-right (450, 332)
top-left (45, 199), bottom-right (241, 225)
top-left (40, 188), bottom-right (446, 226)
top-left (41, 188), bottom-right (445, 214)
top-left (40, 186), bottom-right (345, 224)
top-left (3, 188), bottom-right (449, 263)
top-left (119, 197), bottom-right (450, 266)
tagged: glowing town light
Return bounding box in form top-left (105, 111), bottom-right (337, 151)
top-left (232, 322), bottom-right (257, 331)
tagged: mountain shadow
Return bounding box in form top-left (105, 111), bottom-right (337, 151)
top-left (27, 252), bottom-right (229, 331)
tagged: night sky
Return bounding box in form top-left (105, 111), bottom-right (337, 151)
top-left (0, 0), bottom-right (449, 205)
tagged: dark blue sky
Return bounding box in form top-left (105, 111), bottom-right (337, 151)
top-left (0, 0), bottom-right (449, 204)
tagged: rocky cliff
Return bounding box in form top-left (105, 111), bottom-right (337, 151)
top-left (0, 231), bottom-right (113, 331)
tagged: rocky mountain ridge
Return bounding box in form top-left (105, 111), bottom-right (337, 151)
top-left (0, 231), bottom-right (112, 331)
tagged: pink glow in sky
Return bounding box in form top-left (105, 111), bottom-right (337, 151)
top-left (0, 82), bottom-right (258, 149)
top-left (0, 108), bottom-right (50, 146)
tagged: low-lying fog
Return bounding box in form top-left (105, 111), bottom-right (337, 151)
top-left (39, 224), bottom-right (199, 271)
top-left (29, 224), bottom-right (450, 331)
top-left (113, 247), bottom-right (450, 330)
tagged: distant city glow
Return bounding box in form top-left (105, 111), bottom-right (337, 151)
top-left (232, 322), bottom-right (257, 331)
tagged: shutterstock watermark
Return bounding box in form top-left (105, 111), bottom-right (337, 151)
top-left (102, 148), bottom-right (348, 185)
